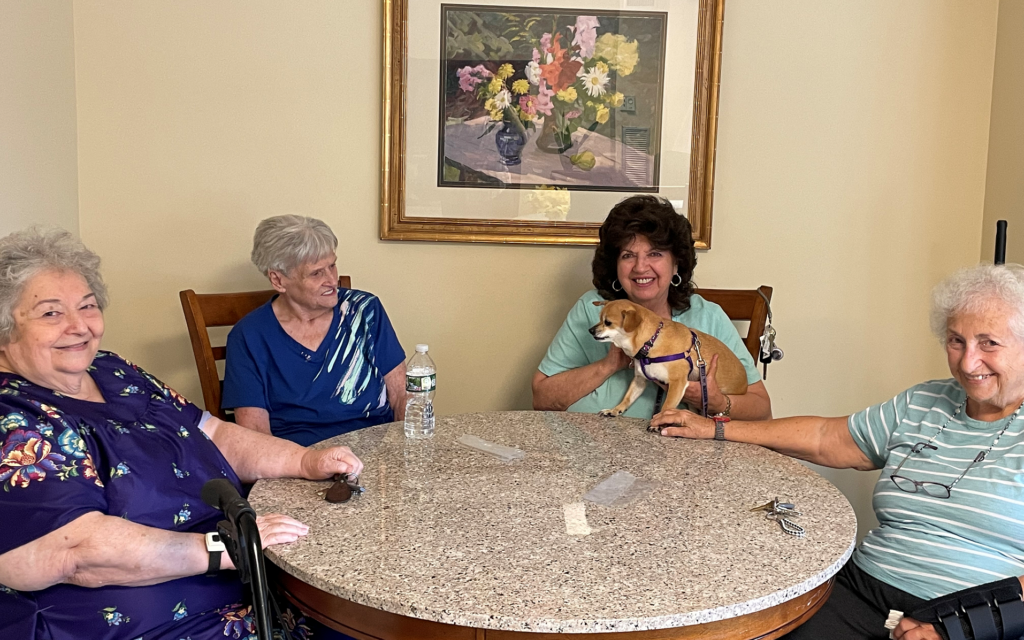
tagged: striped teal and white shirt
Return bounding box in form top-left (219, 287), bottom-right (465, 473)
top-left (848, 379), bottom-right (1024, 599)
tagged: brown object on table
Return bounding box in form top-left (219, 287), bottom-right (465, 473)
top-left (178, 276), bottom-right (351, 419)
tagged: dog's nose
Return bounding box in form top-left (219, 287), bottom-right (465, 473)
top-left (589, 325), bottom-right (598, 336)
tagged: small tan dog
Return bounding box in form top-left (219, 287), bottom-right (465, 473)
top-left (589, 299), bottom-right (748, 418)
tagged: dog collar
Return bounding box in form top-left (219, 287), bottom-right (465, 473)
top-left (633, 322), bottom-right (664, 359)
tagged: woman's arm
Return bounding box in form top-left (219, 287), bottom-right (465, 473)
top-left (384, 362), bottom-right (407, 421)
top-left (0, 511), bottom-right (308, 592)
top-left (201, 416), bottom-right (363, 482)
top-left (233, 406), bottom-right (272, 435)
top-left (532, 346), bottom-right (631, 411)
top-left (650, 410), bottom-right (876, 470)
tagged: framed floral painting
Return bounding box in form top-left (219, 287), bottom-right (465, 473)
top-left (381, 0), bottom-right (726, 247)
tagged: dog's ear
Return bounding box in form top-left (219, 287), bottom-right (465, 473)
top-left (592, 300), bottom-right (607, 307)
top-left (621, 308), bottom-right (640, 334)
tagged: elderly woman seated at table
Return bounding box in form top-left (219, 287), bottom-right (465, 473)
top-left (222, 214), bottom-right (407, 446)
top-left (533, 195), bottom-right (772, 420)
top-left (0, 227), bottom-right (363, 640)
top-left (653, 263), bottom-right (1024, 640)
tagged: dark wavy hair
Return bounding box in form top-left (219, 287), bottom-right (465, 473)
top-left (592, 195), bottom-right (697, 313)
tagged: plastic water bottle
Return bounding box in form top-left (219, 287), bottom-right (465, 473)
top-left (404, 344), bottom-right (436, 439)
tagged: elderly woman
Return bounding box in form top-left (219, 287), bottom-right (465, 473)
top-left (0, 227), bottom-right (363, 639)
top-left (652, 263), bottom-right (1024, 640)
top-left (222, 215), bottom-right (407, 445)
top-left (533, 195), bottom-right (772, 420)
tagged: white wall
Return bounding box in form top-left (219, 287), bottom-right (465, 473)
top-left (0, 1), bottom-right (79, 237)
top-left (982, 0), bottom-right (1024, 263)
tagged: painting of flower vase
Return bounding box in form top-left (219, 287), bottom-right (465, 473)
top-left (437, 5), bottom-right (667, 192)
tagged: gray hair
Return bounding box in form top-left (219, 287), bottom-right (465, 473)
top-left (0, 227), bottom-right (109, 346)
top-left (250, 215), bottom-right (338, 277)
top-left (930, 263), bottom-right (1024, 342)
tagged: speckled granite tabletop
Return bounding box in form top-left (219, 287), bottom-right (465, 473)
top-left (249, 411), bottom-right (857, 633)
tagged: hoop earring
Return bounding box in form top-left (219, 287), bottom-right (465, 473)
top-left (611, 280), bottom-right (623, 292)
top-left (671, 273), bottom-right (683, 287)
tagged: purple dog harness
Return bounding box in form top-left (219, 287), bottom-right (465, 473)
top-left (633, 322), bottom-right (710, 417)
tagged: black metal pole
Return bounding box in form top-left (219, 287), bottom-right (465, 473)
top-left (995, 220), bottom-right (1007, 265)
top-left (239, 512), bottom-right (272, 640)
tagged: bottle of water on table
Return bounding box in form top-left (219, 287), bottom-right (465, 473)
top-left (404, 344), bottom-right (436, 439)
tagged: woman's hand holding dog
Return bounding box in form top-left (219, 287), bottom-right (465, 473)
top-left (680, 354), bottom-right (730, 414)
top-left (651, 409), bottom-right (716, 439)
top-left (602, 344), bottom-right (632, 374)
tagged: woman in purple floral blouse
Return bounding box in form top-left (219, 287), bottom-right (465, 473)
top-left (0, 227), bottom-right (363, 640)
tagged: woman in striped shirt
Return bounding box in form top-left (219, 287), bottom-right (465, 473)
top-left (652, 263), bottom-right (1024, 640)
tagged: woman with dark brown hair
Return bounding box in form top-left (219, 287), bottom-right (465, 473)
top-left (532, 195), bottom-right (772, 420)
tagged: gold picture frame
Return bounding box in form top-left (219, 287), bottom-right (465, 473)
top-left (381, 0), bottom-right (726, 248)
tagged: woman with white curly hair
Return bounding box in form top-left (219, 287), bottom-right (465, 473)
top-left (652, 264), bottom-right (1024, 640)
top-left (0, 227), bottom-right (363, 640)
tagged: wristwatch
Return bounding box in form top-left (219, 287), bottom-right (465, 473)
top-left (713, 416), bottom-right (730, 441)
top-left (205, 531), bottom-right (226, 576)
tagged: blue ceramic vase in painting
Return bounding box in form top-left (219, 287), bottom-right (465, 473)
top-left (495, 121), bottom-right (526, 166)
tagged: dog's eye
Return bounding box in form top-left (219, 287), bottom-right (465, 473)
top-left (604, 320), bottom-right (612, 326)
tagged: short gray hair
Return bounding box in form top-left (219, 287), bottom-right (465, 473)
top-left (0, 227), bottom-right (109, 346)
top-left (930, 263), bottom-right (1024, 342)
top-left (250, 215), bottom-right (338, 277)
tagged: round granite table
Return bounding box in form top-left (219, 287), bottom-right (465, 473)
top-left (249, 411), bottom-right (858, 639)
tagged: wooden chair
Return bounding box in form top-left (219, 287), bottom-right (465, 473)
top-left (693, 285), bottom-right (773, 360)
top-left (179, 276), bottom-right (351, 420)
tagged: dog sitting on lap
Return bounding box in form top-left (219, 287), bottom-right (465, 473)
top-left (589, 299), bottom-right (748, 421)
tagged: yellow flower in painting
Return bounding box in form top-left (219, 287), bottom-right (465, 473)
top-left (484, 98), bottom-right (496, 111)
top-left (497, 63), bottom-right (515, 80)
top-left (595, 61), bottom-right (609, 75)
top-left (608, 92), bottom-right (625, 108)
top-left (594, 33), bottom-right (640, 76)
top-left (519, 109), bottom-right (534, 122)
top-left (555, 87), bottom-right (577, 103)
top-left (511, 79), bottom-right (530, 95)
top-left (488, 77), bottom-right (503, 94)
top-left (489, 109), bottom-right (503, 121)
top-left (596, 105), bottom-right (610, 124)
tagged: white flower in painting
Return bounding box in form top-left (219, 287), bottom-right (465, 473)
top-left (581, 67), bottom-right (609, 98)
top-left (492, 89), bottom-right (512, 110)
top-left (525, 60), bottom-right (542, 86)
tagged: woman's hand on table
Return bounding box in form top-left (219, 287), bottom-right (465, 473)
top-left (221, 513), bottom-right (310, 570)
top-left (892, 617), bottom-right (940, 640)
top-left (300, 445), bottom-right (364, 480)
top-left (650, 408), bottom-right (716, 439)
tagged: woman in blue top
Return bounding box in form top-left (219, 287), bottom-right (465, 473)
top-left (222, 215), bottom-right (407, 446)
top-left (533, 195), bottom-right (773, 420)
top-left (0, 227), bottom-right (363, 640)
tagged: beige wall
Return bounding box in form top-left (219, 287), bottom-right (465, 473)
top-left (0, 0), bottom-right (79, 237)
top-left (70, 1), bottom-right (1000, 538)
top-left (982, 0), bottom-right (1024, 264)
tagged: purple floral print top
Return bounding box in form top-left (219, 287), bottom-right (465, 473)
top-left (0, 351), bottom-right (259, 640)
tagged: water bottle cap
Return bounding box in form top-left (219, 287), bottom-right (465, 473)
top-left (415, 344), bottom-right (429, 353)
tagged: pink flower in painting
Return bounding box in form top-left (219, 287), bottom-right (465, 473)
top-left (538, 33), bottom-right (554, 63)
top-left (565, 109), bottom-right (582, 120)
top-left (572, 16), bottom-right (600, 58)
top-left (519, 95), bottom-right (537, 116)
top-left (456, 65), bottom-right (492, 93)
top-left (534, 79), bottom-right (554, 116)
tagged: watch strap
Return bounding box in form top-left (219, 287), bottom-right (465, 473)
top-left (713, 416), bottom-right (729, 441)
top-left (205, 532), bottom-right (225, 576)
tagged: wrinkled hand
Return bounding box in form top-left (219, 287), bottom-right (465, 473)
top-left (300, 445), bottom-right (364, 480)
top-left (681, 354), bottom-right (725, 412)
top-left (650, 408), bottom-right (716, 439)
top-left (221, 513), bottom-right (309, 570)
top-left (892, 617), bottom-right (940, 640)
top-left (603, 345), bottom-right (632, 373)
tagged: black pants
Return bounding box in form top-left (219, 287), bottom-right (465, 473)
top-left (783, 561), bottom-right (927, 640)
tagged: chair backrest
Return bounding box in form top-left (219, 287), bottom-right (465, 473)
top-left (692, 285), bottom-right (773, 360)
top-left (179, 276), bottom-right (352, 419)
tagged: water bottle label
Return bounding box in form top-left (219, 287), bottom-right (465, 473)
top-left (406, 373), bottom-right (436, 392)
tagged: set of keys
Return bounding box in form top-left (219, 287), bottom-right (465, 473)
top-left (758, 321), bottom-right (784, 380)
top-left (751, 497), bottom-right (805, 538)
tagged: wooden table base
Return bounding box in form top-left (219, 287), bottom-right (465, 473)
top-left (274, 567), bottom-right (832, 640)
